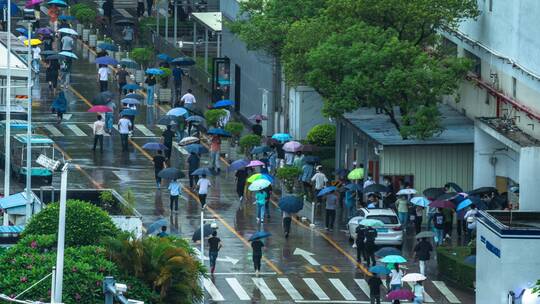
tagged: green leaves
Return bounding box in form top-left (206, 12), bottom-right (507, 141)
top-left (306, 124), bottom-right (336, 146)
top-left (204, 109), bottom-right (227, 127)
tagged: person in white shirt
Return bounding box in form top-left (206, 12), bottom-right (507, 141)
top-left (32, 45), bottom-right (41, 74)
top-left (98, 65), bottom-right (109, 92)
top-left (464, 203), bottom-right (478, 242)
top-left (118, 116), bottom-right (132, 152)
top-left (311, 166), bottom-right (328, 203)
top-left (196, 173), bottom-right (211, 208)
top-left (92, 115), bottom-right (105, 152)
top-left (219, 108), bottom-right (231, 127)
top-left (389, 264), bottom-right (405, 291)
top-left (413, 281), bottom-right (424, 304)
top-left (181, 89), bottom-right (196, 110)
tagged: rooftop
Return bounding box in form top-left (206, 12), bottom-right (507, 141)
top-left (479, 210), bottom-right (540, 238)
top-left (342, 104), bottom-right (474, 146)
top-left (478, 117), bottom-right (540, 148)
top-left (191, 12), bottom-right (222, 32)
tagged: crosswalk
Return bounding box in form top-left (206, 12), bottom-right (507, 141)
top-left (203, 276), bottom-right (463, 303)
top-left (37, 123), bottom-right (162, 138)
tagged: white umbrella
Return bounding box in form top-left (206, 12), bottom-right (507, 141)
top-left (179, 136), bottom-right (200, 146)
top-left (248, 179), bottom-right (271, 191)
top-left (401, 273), bottom-right (427, 282)
top-left (58, 28), bottom-right (78, 36)
top-left (397, 188), bottom-right (417, 195)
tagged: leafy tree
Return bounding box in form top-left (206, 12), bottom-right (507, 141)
top-left (224, 121), bottom-right (244, 138)
top-left (204, 109), bottom-right (226, 127)
top-left (306, 124), bottom-right (336, 146)
top-left (239, 134), bottom-right (261, 154)
top-left (276, 166), bottom-right (302, 192)
top-left (22, 199), bottom-right (120, 246)
top-left (132, 47), bottom-right (154, 69)
top-left (74, 8), bottom-right (96, 27)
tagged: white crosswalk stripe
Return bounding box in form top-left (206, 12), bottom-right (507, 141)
top-left (225, 278), bottom-right (251, 300)
top-left (432, 281), bottom-right (461, 303)
top-left (203, 278), bottom-right (225, 301)
top-left (66, 124), bottom-right (86, 136)
top-left (44, 124), bottom-right (63, 136)
top-left (278, 278), bottom-right (304, 300)
top-left (407, 282), bottom-right (435, 302)
top-left (330, 278), bottom-right (356, 300)
top-left (252, 277), bottom-right (277, 300)
top-left (303, 278), bottom-right (330, 300)
top-left (354, 279), bottom-right (371, 298)
top-left (135, 124), bottom-right (156, 136)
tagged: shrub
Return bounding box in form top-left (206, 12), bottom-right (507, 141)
top-left (239, 134), bottom-right (261, 154)
top-left (224, 121), bottom-right (243, 138)
top-left (131, 47), bottom-right (154, 69)
top-left (22, 200), bottom-right (120, 246)
top-left (74, 8), bottom-right (96, 27)
top-left (277, 166), bottom-right (302, 192)
top-left (306, 124), bottom-right (336, 146)
top-left (204, 109), bottom-right (226, 127)
top-left (0, 234), bottom-right (158, 304)
top-left (99, 191), bottom-right (115, 211)
top-left (70, 3), bottom-right (92, 16)
top-left (436, 246), bottom-right (475, 290)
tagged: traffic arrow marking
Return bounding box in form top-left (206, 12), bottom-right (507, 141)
top-left (293, 248), bottom-right (320, 266)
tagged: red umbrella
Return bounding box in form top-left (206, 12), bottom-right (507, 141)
top-left (386, 288), bottom-right (414, 300)
top-left (88, 105), bottom-right (113, 113)
top-left (429, 200), bottom-right (455, 209)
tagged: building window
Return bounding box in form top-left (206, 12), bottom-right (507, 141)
top-left (441, 37), bottom-right (458, 57)
top-left (489, 0), bottom-right (493, 12)
top-left (464, 50), bottom-right (481, 77)
top-left (512, 77), bottom-right (517, 98)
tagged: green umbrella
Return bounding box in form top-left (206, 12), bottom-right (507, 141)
top-left (381, 255), bottom-right (407, 264)
top-left (359, 219), bottom-right (384, 227)
top-left (347, 168), bottom-right (364, 180)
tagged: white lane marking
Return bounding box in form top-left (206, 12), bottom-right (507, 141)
top-left (88, 123), bottom-right (110, 136)
top-left (212, 272), bottom-right (277, 275)
top-left (330, 278), bottom-right (356, 301)
top-left (66, 124), bottom-right (86, 136)
top-left (432, 281), bottom-right (461, 303)
top-left (157, 125), bottom-right (166, 131)
top-left (225, 278), bottom-right (250, 300)
top-left (278, 278), bottom-right (303, 300)
top-left (303, 278), bottom-right (330, 300)
top-left (294, 248), bottom-right (320, 266)
top-left (294, 301), bottom-right (392, 304)
top-left (135, 124), bottom-right (156, 136)
top-left (406, 282), bottom-right (434, 302)
top-left (252, 277), bottom-right (277, 300)
top-left (202, 278), bottom-right (225, 301)
top-left (44, 124), bottom-right (63, 136)
top-left (354, 279), bottom-right (371, 298)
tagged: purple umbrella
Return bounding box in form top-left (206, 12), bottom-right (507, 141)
top-left (95, 56), bottom-right (118, 66)
top-left (249, 114), bottom-right (267, 121)
top-left (283, 140), bottom-right (303, 152)
top-left (25, 0), bottom-right (42, 8)
top-left (386, 289), bottom-right (414, 301)
top-left (36, 27), bottom-right (53, 36)
top-left (246, 160), bottom-right (265, 168)
top-left (228, 159), bottom-right (250, 172)
top-left (142, 142), bottom-right (168, 151)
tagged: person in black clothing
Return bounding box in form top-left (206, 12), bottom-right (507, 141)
top-left (355, 225), bottom-right (367, 264)
top-left (251, 239), bottom-right (264, 274)
top-left (252, 119), bottom-right (263, 136)
top-left (368, 273), bottom-right (383, 304)
top-left (414, 237), bottom-right (433, 276)
top-left (283, 211), bottom-right (292, 238)
top-left (235, 168), bottom-right (247, 201)
top-left (146, 0), bottom-right (153, 17)
top-left (365, 226), bottom-right (378, 267)
top-left (102, 0), bottom-right (113, 24)
top-left (264, 185), bottom-right (272, 219)
top-left (153, 150), bottom-right (166, 188)
top-left (45, 59), bottom-right (60, 95)
top-left (187, 152), bottom-right (200, 188)
top-left (275, 143), bottom-right (285, 166)
top-left (161, 124), bottom-right (175, 159)
top-left (208, 230), bottom-right (222, 275)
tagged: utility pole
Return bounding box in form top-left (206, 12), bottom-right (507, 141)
top-left (3, 0), bottom-right (12, 224)
top-left (53, 162), bottom-right (69, 303)
top-left (22, 16), bottom-right (35, 222)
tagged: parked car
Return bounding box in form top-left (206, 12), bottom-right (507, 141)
top-left (347, 208), bottom-right (403, 247)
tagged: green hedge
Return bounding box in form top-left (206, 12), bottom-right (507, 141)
top-left (436, 246), bottom-right (475, 290)
top-left (307, 124), bottom-right (336, 146)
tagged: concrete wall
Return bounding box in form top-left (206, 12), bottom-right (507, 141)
top-left (335, 119), bottom-right (378, 172)
top-left (288, 86), bottom-right (328, 140)
top-left (518, 147), bottom-right (540, 210)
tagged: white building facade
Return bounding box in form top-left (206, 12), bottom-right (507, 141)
top-left (442, 0), bottom-right (540, 210)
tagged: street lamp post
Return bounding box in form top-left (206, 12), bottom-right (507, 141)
top-left (24, 19), bottom-right (34, 222)
top-left (3, 2), bottom-right (12, 213)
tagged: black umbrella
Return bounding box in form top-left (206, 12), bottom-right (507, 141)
top-left (114, 19), bottom-right (135, 26)
top-left (468, 187), bottom-right (498, 196)
top-left (46, 54), bottom-right (62, 60)
top-left (93, 91), bottom-right (115, 105)
top-left (157, 168), bottom-right (185, 179)
top-left (423, 187), bottom-right (445, 199)
top-left (445, 182), bottom-right (463, 193)
top-left (436, 192), bottom-right (457, 201)
top-left (192, 223), bottom-right (214, 242)
top-left (303, 155), bottom-right (320, 164)
top-left (363, 184), bottom-right (388, 193)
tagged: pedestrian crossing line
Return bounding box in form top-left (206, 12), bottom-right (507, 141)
top-left (252, 277), bottom-right (277, 300)
top-left (135, 124), bottom-right (156, 136)
top-left (303, 278), bottom-right (330, 300)
top-left (44, 124), bottom-right (63, 136)
top-left (330, 278), bottom-right (356, 301)
top-left (202, 278), bottom-right (225, 301)
top-left (278, 278), bottom-right (304, 300)
top-left (225, 278), bottom-right (251, 300)
top-left (432, 281), bottom-right (461, 303)
top-left (353, 279), bottom-right (371, 298)
top-left (66, 124), bottom-right (86, 136)
top-left (406, 282), bottom-right (434, 302)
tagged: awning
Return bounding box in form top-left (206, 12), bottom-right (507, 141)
top-left (0, 192), bottom-right (40, 215)
top-left (0, 225), bottom-right (24, 234)
top-left (191, 12), bottom-right (222, 32)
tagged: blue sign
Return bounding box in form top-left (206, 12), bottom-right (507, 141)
top-left (480, 236), bottom-right (501, 258)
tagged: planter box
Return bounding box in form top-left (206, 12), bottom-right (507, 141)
top-left (82, 29), bottom-right (90, 42)
top-left (89, 34), bottom-right (97, 47)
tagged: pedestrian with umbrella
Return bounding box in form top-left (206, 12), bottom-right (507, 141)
top-left (368, 272), bottom-right (384, 304)
top-left (122, 25), bottom-right (134, 51)
top-left (144, 73), bottom-right (157, 105)
top-left (167, 178), bottom-right (182, 213)
top-left (235, 167), bottom-right (248, 202)
top-left (208, 230), bottom-right (222, 275)
top-left (255, 189), bottom-right (268, 223)
top-left (172, 66), bottom-right (185, 101)
top-left (249, 231), bottom-right (270, 275)
top-left (45, 57), bottom-right (60, 94)
top-left (365, 224), bottom-right (378, 267)
top-left (157, 226), bottom-right (168, 237)
top-left (210, 135), bottom-right (221, 173)
top-left (161, 124), bottom-right (175, 160)
top-left (464, 203), bottom-right (478, 242)
top-left (51, 90), bottom-right (67, 124)
top-left (311, 165), bottom-right (328, 205)
top-left (432, 207), bottom-right (445, 245)
top-left (59, 57), bottom-right (72, 88)
top-left (388, 263), bottom-right (405, 291)
top-left (152, 150), bottom-right (167, 188)
top-left (323, 189), bottom-right (338, 231)
top-left (413, 237), bottom-right (433, 276)
top-left (187, 152), bottom-right (200, 189)
top-left (181, 88), bottom-right (196, 111)
top-left (115, 65), bottom-right (130, 95)
top-left (196, 173), bottom-right (211, 208)
top-left (92, 115), bottom-right (105, 152)
top-left (300, 160), bottom-right (314, 199)
top-left (97, 64), bottom-right (110, 92)
top-left (395, 195), bottom-right (409, 229)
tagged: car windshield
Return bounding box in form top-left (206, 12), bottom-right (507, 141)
top-left (367, 215), bottom-right (398, 225)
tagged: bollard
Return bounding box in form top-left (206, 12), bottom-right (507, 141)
top-left (310, 201), bottom-right (316, 228)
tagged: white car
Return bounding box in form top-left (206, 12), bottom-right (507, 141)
top-left (347, 208), bottom-right (404, 247)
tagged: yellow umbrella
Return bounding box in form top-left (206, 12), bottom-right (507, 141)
top-left (23, 39), bottom-right (42, 46)
top-left (347, 168), bottom-right (364, 180)
top-left (247, 173), bottom-right (262, 183)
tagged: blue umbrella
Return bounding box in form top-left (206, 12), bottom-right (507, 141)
top-left (98, 42), bottom-right (118, 52)
top-left (146, 68), bottom-right (164, 75)
top-left (251, 145), bottom-right (271, 154)
top-left (147, 218), bottom-right (168, 234)
top-left (278, 196), bottom-right (303, 213)
top-left (121, 98), bottom-right (140, 105)
top-left (119, 59), bottom-right (139, 69)
top-left (185, 144), bottom-right (208, 154)
top-left (58, 15), bottom-right (75, 20)
top-left (47, 0), bottom-right (67, 7)
top-left (375, 247), bottom-right (402, 257)
top-left (157, 53), bottom-right (173, 62)
top-left (249, 231), bottom-right (271, 241)
top-left (369, 265), bottom-right (391, 275)
top-left (122, 83), bottom-right (142, 90)
top-left (58, 51), bottom-right (78, 59)
top-left (380, 255), bottom-right (407, 264)
top-left (464, 255), bottom-right (476, 265)
top-left (457, 198), bottom-right (473, 211)
top-left (125, 93), bottom-right (143, 100)
top-left (303, 155), bottom-right (320, 164)
top-left (411, 197), bottom-right (430, 207)
top-left (157, 115), bottom-right (179, 126)
top-left (186, 115), bottom-right (205, 123)
top-left (191, 168), bottom-right (213, 176)
top-left (120, 109), bottom-right (138, 116)
top-left (272, 133), bottom-right (292, 142)
top-left (142, 142), bottom-right (168, 150)
top-left (317, 186), bottom-right (337, 197)
top-left (345, 183), bottom-right (362, 191)
top-left (95, 56), bottom-right (118, 65)
top-left (16, 27), bottom-right (27, 35)
top-left (228, 159), bottom-right (250, 172)
top-left (212, 99), bottom-right (234, 108)
top-left (158, 168), bottom-right (184, 179)
top-left (208, 128), bottom-right (231, 137)
top-left (167, 107), bottom-right (188, 117)
top-left (171, 56), bottom-right (196, 66)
